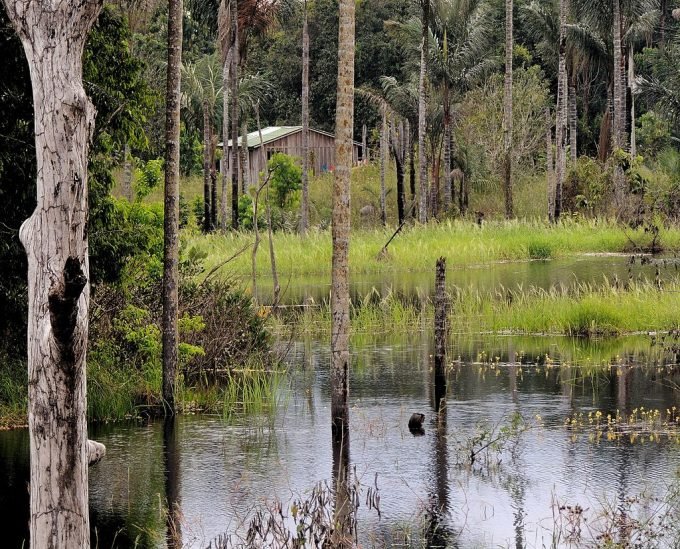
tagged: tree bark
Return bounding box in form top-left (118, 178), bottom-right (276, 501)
top-left (123, 142), bottom-right (133, 201)
top-left (203, 99), bottom-right (212, 232)
top-left (332, 0), bottom-right (354, 459)
top-left (230, 0), bottom-right (240, 229)
top-left (2, 0), bottom-right (104, 545)
top-left (443, 79), bottom-right (452, 213)
top-left (220, 41), bottom-right (232, 229)
top-left (362, 124), bottom-right (368, 163)
top-left (391, 120), bottom-right (406, 225)
top-left (502, 0), bottom-right (514, 219)
top-left (300, 2), bottom-right (310, 234)
top-left (210, 133), bottom-right (217, 230)
top-left (568, 72), bottom-right (577, 162)
top-left (418, 0), bottom-right (429, 223)
top-left (629, 48), bottom-right (636, 158)
top-left (241, 122), bottom-right (250, 192)
top-left (554, 0), bottom-right (567, 221)
top-left (612, 0), bottom-right (626, 153)
top-left (162, 0), bottom-right (183, 416)
top-left (407, 119), bottom-right (416, 207)
top-left (546, 108), bottom-right (555, 222)
top-left (380, 106), bottom-right (387, 226)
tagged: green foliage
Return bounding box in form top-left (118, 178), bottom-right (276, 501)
top-left (268, 152), bottom-right (302, 209)
top-left (456, 65), bottom-right (551, 182)
top-left (180, 125), bottom-right (204, 176)
top-left (134, 158), bottom-right (164, 200)
top-left (637, 111), bottom-right (671, 158)
top-left (564, 157), bottom-right (611, 215)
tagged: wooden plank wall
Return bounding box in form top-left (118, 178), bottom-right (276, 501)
top-left (224, 130), bottom-right (362, 186)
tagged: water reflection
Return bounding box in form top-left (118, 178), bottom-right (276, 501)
top-left (1, 333), bottom-right (680, 547)
top-left (255, 255), bottom-right (673, 305)
top-left (164, 417), bottom-right (182, 548)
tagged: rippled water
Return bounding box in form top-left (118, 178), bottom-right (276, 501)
top-left (2, 331), bottom-right (680, 548)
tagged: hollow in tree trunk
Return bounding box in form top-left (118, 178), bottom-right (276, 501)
top-left (1, 0), bottom-right (105, 545)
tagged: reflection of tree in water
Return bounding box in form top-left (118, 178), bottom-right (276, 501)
top-left (331, 416), bottom-right (355, 548)
top-left (164, 416), bottom-right (182, 548)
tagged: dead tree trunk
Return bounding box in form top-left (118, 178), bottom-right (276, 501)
top-left (434, 257), bottom-right (447, 412)
top-left (2, 0), bottom-right (104, 545)
top-left (123, 142), bottom-right (133, 201)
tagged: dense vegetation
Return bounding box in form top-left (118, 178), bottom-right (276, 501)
top-left (2, 0), bottom-right (680, 426)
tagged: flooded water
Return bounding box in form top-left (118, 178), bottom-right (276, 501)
top-left (2, 332), bottom-right (680, 548)
top-left (254, 254), bottom-right (679, 305)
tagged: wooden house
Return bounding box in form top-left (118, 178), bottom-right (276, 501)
top-left (220, 126), bottom-right (365, 184)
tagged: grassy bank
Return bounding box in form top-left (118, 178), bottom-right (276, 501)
top-left (273, 277), bottom-right (680, 338)
top-left (186, 218), bottom-right (680, 280)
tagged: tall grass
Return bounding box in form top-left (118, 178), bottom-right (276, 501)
top-left (273, 276), bottom-right (680, 338)
top-left (186, 218), bottom-right (680, 281)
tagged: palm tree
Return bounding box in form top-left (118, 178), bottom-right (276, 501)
top-left (182, 54), bottom-right (222, 232)
top-left (429, 0), bottom-right (495, 213)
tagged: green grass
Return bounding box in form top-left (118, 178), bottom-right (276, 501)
top-left (272, 277), bottom-right (680, 338)
top-left (184, 217), bottom-right (680, 280)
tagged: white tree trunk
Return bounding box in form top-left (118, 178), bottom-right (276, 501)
top-left (629, 48), bottom-right (636, 158)
top-left (1, 0), bottom-right (104, 546)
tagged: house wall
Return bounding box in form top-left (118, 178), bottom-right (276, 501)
top-left (224, 130), bottom-right (361, 186)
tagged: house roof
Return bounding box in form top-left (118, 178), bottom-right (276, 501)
top-left (219, 126), bottom-right (361, 148)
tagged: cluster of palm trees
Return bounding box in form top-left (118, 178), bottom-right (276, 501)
top-left (360, 0), bottom-right (671, 224)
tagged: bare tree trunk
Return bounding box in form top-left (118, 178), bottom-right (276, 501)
top-left (162, 0), bottom-right (183, 416)
top-left (391, 120), bottom-right (406, 225)
top-left (123, 142), bottom-right (133, 201)
top-left (612, 0), bottom-right (626, 153)
top-left (265, 187), bottom-right (280, 305)
top-left (210, 134), bottom-right (218, 230)
top-left (230, 0), bottom-right (240, 229)
top-left (380, 106), bottom-right (387, 226)
top-left (203, 99), bottom-right (212, 232)
top-left (418, 0), bottom-right (429, 223)
top-left (502, 0), bottom-right (514, 219)
top-left (407, 119), bottom-right (416, 207)
top-left (629, 48), bottom-right (636, 158)
top-left (554, 0), bottom-right (567, 221)
top-left (241, 122), bottom-right (250, 192)
top-left (362, 124), bottom-right (368, 163)
top-left (568, 72), bottom-right (577, 162)
top-left (331, 0), bottom-right (354, 477)
top-left (2, 0), bottom-right (104, 545)
top-left (220, 49), bottom-right (231, 230)
top-left (443, 80), bottom-right (452, 212)
top-left (546, 108), bottom-right (555, 222)
top-left (300, 1), bottom-right (310, 234)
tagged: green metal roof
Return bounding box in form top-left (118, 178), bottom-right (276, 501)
top-left (223, 126), bottom-right (302, 148)
top-left (220, 126), bottom-right (360, 148)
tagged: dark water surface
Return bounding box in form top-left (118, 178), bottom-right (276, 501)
top-left (2, 332), bottom-right (680, 548)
